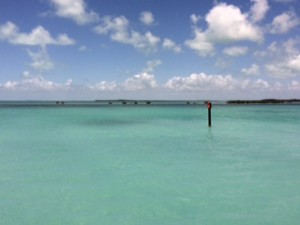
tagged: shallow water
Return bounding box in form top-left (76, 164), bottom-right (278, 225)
top-left (0, 104), bottom-right (300, 225)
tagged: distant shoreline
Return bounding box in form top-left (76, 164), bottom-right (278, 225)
top-left (0, 99), bottom-right (300, 106)
top-left (95, 99), bottom-right (300, 105)
top-left (226, 99), bottom-right (300, 104)
top-left (94, 100), bottom-right (201, 105)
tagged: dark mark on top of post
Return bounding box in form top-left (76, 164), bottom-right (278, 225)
top-left (207, 101), bottom-right (212, 127)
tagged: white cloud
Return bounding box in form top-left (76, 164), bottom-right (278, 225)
top-left (254, 41), bottom-right (281, 58)
top-left (223, 46), bottom-right (248, 56)
top-left (250, 0), bottom-right (269, 22)
top-left (164, 73), bottom-right (274, 92)
top-left (241, 64), bottom-right (260, 75)
top-left (267, 41), bottom-right (279, 53)
top-left (252, 79), bottom-right (270, 89)
top-left (23, 76), bottom-right (72, 90)
top-left (190, 14), bottom-right (201, 24)
top-left (0, 21), bottom-right (18, 40)
top-left (186, 3), bottom-right (263, 56)
top-left (185, 29), bottom-right (214, 56)
top-left (131, 31), bottom-right (160, 53)
top-left (162, 38), bottom-right (181, 53)
top-left (269, 11), bottom-right (300, 34)
top-left (123, 72), bottom-right (158, 91)
top-left (78, 45), bottom-right (87, 51)
top-left (265, 56), bottom-right (300, 78)
top-left (22, 71), bottom-right (31, 78)
top-left (287, 54), bottom-right (300, 72)
top-left (204, 3), bottom-right (263, 42)
top-left (0, 21), bottom-right (75, 46)
top-left (215, 58), bottom-right (230, 68)
top-left (2, 81), bottom-right (18, 90)
top-left (165, 73), bottom-right (238, 91)
top-left (95, 15), bottom-right (129, 35)
top-left (140, 11), bottom-right (154, 26)
top-left (144, 60), bottom-right (162, 73)
top-left (94, 16), bottom-right (160, 53)
top-left (65, 79), bottom-right (73, 87)
top-left (283, 38), bottom-right (300, 56)
top-left (288, 80), bottom-right (300, 90)
top-left (261, 38), bottom-right (300, 78)
top-left (50, 0), bottom-right (99, 25)
top-left (87, 72), bottom-right (159, 92)
top-left (12, 26), bottom-right (54, 46)
top-left (1, 71), bottom-right (298, 98)
top-left (252, 38), bottom-right (300, 78)
top-left (1, 75), bottom-right (73, 91)
top-left (56, 34), bottom-right (75, 45)
top-left (27, 47), bottom-right (54, 71)
top-left (265, 63), bottom-right (288, 77)
top-left (88, 81), bottom-right (117, 91)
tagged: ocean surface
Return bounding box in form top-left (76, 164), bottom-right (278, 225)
top-left (0, 102), bottom-right (300, 225)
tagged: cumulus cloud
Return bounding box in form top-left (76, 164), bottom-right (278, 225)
top-left (1, 71), bottom-right (297, 97)
top-left (0, 21), bottom-right (18, 40)
top-left (250, 0), bottom-right (269, 22)
top-left (0, 76), bottom-right (129, 93)
top-left (185, 29), bottom-right (214, 56)
top-left (50, 0), bottom-right (99, 25)
top-left (204, 3), bottom-right (263, 42)
top-left (251, 79), bottom-right (270, 89)
top-left (223, 46), bottom-right (248, 56)
top-left (123, 72), bottom-right (158, 91)
top-left (287, 54), bottom-right (300, 72)
top-left (165, 73), bottom-right (274, 92)
top-left (0, 74), bottom-right (72, 91)
top-left (87, 72), bottom-right (158, 92)
top-left (185, 3), bottom-right (263, 56)
top-left (0, 21), bottom-right (75, 46)
top-left (23, 76), bottom-right (72, 90)
top-left (269, 11), bottom-right (300, 34)
top-left (165, 73), bottom-right (238, 91)
top-left (86, 72), bottom-right (273, 94)
top-left (2, 81), bottom-right (18, 90)
top-left (162, 38), bottom-right (181, 53)
top-left (140, 11), bottom-right (154, 26)
top-left (265, 64), bottom-right (288, 77)
top-left (94, 15), bottom-right (160, 53)
top-left (261, 38), bottom-right (300, 78)
top-left (131, 31), bottom-right (160, 53)
top-left (254, 41), bottom-right (280, 58)
top-left (265, 54), bottom-right (300, 78)
top-left (241, 64), bottom-right (260, 76)
top-left (94, 15), bottom-right (129, 36)
top-left (27, 47), bottom-right (54, 71)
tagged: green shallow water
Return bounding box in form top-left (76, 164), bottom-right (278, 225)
top-left (0, 104), bottom-right (300, 225)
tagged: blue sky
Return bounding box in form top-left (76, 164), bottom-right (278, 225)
top-left (1, 0), bottom-right (300, 100)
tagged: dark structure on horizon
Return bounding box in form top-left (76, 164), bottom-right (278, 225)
top-left (227, 99), bottom-right (300, 104)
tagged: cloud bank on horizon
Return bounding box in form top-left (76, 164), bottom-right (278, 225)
top-left (0, 0), bottom-right (300, 100)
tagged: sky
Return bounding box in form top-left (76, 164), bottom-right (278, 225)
top-left (1, 0), bottom-right (300, 100)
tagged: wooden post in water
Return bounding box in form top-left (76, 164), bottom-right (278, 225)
top-left (207, 101), bottom-right (212, 127)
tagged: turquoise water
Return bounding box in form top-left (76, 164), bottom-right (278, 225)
top-left (0, 104), bottom-right (300, 225)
